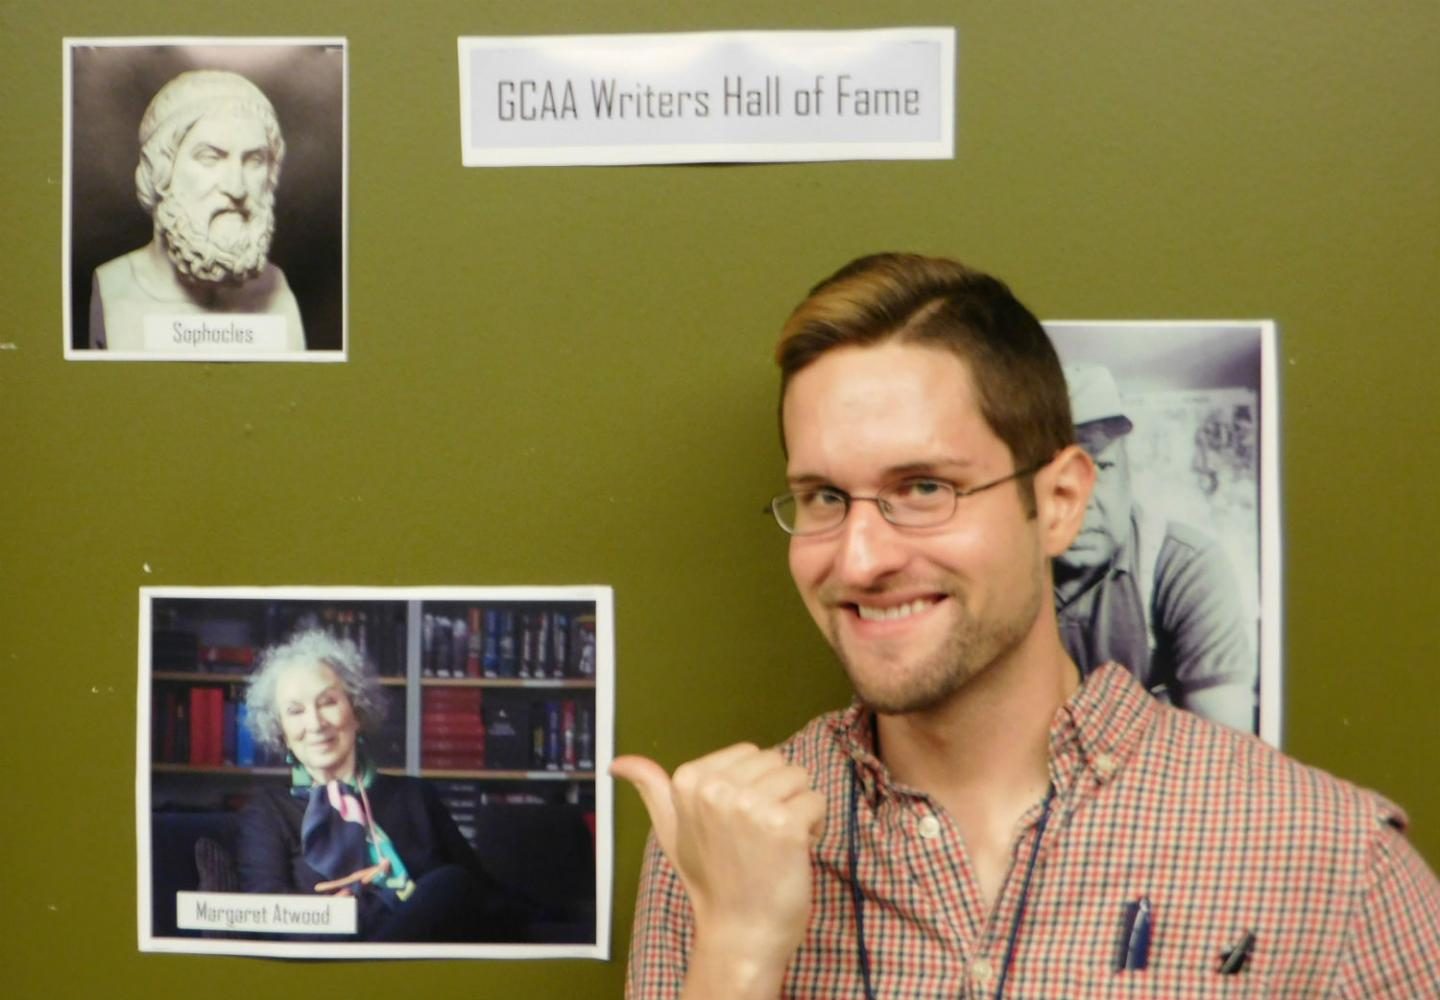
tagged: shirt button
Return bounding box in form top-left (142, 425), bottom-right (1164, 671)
top-left (970, 957), bottom-right (994, 987)
top-left (1094, 752), bottom-right (1118, 779)
top-left (916, 814), bottom-right (942, 840)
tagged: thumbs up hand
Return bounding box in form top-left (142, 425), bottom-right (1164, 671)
top-left (613, 743), bottom-right (826, 998)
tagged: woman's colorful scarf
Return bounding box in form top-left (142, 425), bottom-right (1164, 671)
top-left (292, 758), bottom-right (416, 908)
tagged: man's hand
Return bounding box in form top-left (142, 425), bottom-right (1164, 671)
top-left (613, 743), bottom-right (826, 998)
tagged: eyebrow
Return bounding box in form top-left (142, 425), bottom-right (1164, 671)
top-left (787, 457), bottom-right (978, 488)
top-left (190, 141), bottom-right (269, 158)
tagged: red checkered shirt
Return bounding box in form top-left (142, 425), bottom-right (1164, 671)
top-left (626, 664), bottom-right (1440, 997)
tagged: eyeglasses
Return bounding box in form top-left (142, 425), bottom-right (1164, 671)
top-left (766, 461), bottom-right (1050, 536)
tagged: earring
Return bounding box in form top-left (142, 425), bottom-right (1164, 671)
top-left (285, 751), bottom-right (296, 765)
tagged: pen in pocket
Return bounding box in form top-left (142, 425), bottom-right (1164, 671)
top-left (1115, 896), bottom-right (1152, 971)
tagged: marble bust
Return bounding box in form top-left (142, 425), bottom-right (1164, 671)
top-left (88, 70), bottom-right (305, 351)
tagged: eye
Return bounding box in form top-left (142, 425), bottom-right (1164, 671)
top-left (283, 703), bottom-right (304, 716)
top-left (797, 486), bottom-right (847, 509)
top-left (892, 478), bottom-right (948, 499)
top-left (888, 478), bottom-right (954, 509)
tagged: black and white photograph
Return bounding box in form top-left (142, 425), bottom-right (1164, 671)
top-left (138, 586), bottom-right (613, 959)
top-left (1046, 322), bottom-right (1280, 743)
top-left (64, 39), bottom-right (347, 361)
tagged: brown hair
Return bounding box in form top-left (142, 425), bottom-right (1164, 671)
top-left (776, 254), bottom-right (1074, 487)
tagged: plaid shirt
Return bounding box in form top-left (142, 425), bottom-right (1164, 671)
top-left (626, 664), bottom-right (1440, 998)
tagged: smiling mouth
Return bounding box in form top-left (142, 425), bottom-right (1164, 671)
top-left (852, 597), bottom-right (940, 622)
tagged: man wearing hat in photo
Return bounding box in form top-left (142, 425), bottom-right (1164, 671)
top-left (87, 69), bottom-right (306, 352)
top-left (1054, 363), bottom-right (1257, 731)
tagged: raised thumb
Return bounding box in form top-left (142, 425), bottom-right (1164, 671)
top-left (611, 754), bottom-right (678, 860)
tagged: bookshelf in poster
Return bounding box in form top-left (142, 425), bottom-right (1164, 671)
top-left (420, 684), bottom-right (596, 776)
top-left (421, 606), bottom-right (597, 681)
top-left (149, 596), bottom-right (598, 783)
top-left (151, 601), bottom-right (409, 772)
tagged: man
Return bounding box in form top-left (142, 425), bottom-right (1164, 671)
top-left (1054, 363), bottom-right (1257, 731)
top-left (613, 254), bottom-right (1438, 998)
top-left (88, 69), bottom-right (305, 351)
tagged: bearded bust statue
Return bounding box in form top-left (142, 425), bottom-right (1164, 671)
top-left (88, 70), bottom-right (306, 351)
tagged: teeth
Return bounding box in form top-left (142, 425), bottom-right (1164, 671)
top-left (856, 599), bottom-right (932, 622)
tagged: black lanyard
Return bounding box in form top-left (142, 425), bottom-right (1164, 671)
top-left (848, 761), bottom-right (1055, 1000)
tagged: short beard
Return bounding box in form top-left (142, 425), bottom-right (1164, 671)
top-left (828, 575), bottom-right (1043, 716)
top-left (155, 193), bottom-right (275, 286)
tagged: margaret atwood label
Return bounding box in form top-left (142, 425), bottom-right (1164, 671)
top-left (176, 892), bottom-right (357, 934)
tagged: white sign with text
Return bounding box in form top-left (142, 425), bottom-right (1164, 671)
top-left (458, 29), bottom-right (955, 166)
top-left (176, 892), bottom-right (357, 935)
top-left (143, 314), bottom-right (289, 354)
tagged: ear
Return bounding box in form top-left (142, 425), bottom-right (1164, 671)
top-left (1034, 444), bottom-right (1094, 557)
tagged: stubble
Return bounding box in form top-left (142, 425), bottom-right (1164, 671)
top-left (826, 570), bottom-right (1045, 715)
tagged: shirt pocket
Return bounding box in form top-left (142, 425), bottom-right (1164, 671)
top-left (1067, 967), bottom-right (1270, 999)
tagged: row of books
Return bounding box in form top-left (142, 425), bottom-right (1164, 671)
top-left (291, 605), bottom-right (409, 676)
top-left (151, 604), bottom-right (410, 677)
top-left (421, 687), bottom-right (595, 772)
top-left (150, 685), bottom-right (405, 769)
top-left (149, 685), bottom-right (593, 774)
top-left (151, 687), bottom-right (280, 767)
top-left (422, 608), bottom-right (596, 680)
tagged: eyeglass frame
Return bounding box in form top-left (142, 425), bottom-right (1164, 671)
top-left (764, 457), bottom-right (1054, 536)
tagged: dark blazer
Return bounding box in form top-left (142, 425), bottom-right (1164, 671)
top-left (238, 774), bottom-right (507, 938)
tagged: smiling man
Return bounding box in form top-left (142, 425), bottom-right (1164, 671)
top-left (613, 253), bottom-right (1438, 998)
top-left (87, 69), bottom-right (305, 352)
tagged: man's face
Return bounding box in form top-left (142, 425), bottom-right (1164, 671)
top-left (783, 342), bottom-right (1051, 715)
top-left (1059, 432), bottom-right (1134, 579)
top-left (170, 110), bottom-right (270, 239)
top-left (156, 108), bottom-right (276, 284)
top-left (1058, 430), bottom-right (1133, 573)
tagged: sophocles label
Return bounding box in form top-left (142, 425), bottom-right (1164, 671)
top-left (144, 314), bottom-right (288, 352)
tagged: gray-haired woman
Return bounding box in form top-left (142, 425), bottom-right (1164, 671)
top-left (238, 629), bottom-right (519, 941)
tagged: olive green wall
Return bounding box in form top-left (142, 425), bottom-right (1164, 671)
top-left (2, 0), bottom-right (1435, 995)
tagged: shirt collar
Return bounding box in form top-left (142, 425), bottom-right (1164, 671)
top-left (1048, 662), bottom-right (1155, 797)
top-left (829, 700), bottom-right (887, 806)
top-left (826, 662), bottom-right (1156, 806)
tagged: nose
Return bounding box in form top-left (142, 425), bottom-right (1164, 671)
top-left (295, 704), bottom-right (328, 732)
top-left (218, 157), bottom-right (247, 201)
top-left (831, 499), bottom-right (908, 588)
top-left (1083, 485), bottom-right (1108, 524)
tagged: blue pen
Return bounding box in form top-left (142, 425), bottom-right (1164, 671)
top-left (1115, 896), bottom-right (1153, 971)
